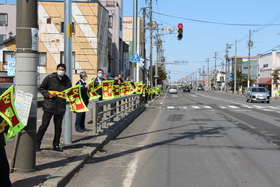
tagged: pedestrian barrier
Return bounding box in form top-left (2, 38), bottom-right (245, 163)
top-left (92, 94), bottom-right (141, 133)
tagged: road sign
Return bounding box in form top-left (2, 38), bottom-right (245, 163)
top-left (160, 27), bottom-right (175, 33)
top-left (174, 61), bottom-right (188, 65)
top-left (131, 53), bottom-right (140, 63)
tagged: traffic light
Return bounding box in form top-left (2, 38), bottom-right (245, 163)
top-left (177, 23), bottom-right (183, 40)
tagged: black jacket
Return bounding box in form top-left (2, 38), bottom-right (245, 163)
top-left (0, 118), bottom-right (9, 146)
top-left (40, 73), bottom-right (72, 114)
top-left (93, 77), bottom-right (104, 100)
top-left (76, 79), bottom-right (89, 106)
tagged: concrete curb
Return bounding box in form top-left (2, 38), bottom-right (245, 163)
top-left (40, 106), bottom-right (146, 187)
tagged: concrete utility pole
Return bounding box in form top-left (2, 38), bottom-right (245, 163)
top-left (133, 0), bottom-right (138, 82)
top-left (149, 0), bottom-right (153, 87)
top-left (142, 7), bottom-right (147, 84)
top-left (225, 43), bottom-right (229, 92)
top-left (13, 0), bottom-right (38, 172)
top-left (247, 30), bottom-right (252, 88)
top-left (214, 52), bottom-right (217, 90)
top-left (63, 0), bottom-right (73, 144)
top-left (206, 58), bottom-right (210, 90)
top-left (234, 39), bottom-right (237, 94)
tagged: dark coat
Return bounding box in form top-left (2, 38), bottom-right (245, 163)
top-left (76, 79), bottom-right (89, 106)
top-left (40, 72), bottom-right (72, 114)
top-left (93, 77), bottom-right (104, 100)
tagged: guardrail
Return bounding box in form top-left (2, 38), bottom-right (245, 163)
top-left (92, 94), bottom-right (141, 133)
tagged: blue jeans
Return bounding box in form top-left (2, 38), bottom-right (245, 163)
top-left (75, 112), bottom-right (86, 130)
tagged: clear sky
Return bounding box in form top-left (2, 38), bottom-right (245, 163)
top-left (124, 0), bottom-right (280, 82)
top-left (3, 0), bottom-right (280, 82)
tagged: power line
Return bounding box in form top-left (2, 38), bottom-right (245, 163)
top-left (153, 11), bottom-right (280, 27)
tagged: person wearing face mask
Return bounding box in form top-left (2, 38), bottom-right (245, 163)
top-left (87, 69), bottom-right (104, 124)
top-left (36, 64), bottom-right (72, 152)
top-left (75, 71), bottom-right (91, 132)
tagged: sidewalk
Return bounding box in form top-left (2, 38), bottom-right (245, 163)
top-left (6, 105), bottom-right (146, 187)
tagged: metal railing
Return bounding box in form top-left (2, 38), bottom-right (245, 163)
top-left (92, 94), bottom-right (141, 133)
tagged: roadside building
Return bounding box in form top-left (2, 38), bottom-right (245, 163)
top-left (258, 50), bottom-right (280, 97)
top-left (123, 16), bottom-right (144, 82)
top-left (38, 1), bottom-right (110, 83)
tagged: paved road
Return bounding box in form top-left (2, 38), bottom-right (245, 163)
top-left (67, 90), bottom-right (280, 187)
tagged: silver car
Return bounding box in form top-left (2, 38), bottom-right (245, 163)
top-left (246, 87), bottom-right (270, 103)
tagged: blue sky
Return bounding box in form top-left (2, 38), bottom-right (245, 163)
top-left (124, 0), bottom-right (280, 82)
top-left (3, 0), bottom-right (280, 82)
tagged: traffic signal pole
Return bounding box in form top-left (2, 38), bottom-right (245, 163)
top-left (12, 0), bottom-right (38, 172)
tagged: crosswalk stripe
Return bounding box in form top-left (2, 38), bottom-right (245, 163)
top-left (167, 106), bottom-right (174, 109)
top-left (191, 106), bottom-right (200, 109)
top-left (204, 106), bottom-right (212, 109)
top-left (228, 105), bottom-right (239, 108)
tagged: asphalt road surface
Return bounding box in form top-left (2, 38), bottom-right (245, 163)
top-left (67, 90), bottom-right (280, 187)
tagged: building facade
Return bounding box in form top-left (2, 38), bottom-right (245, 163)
top-left (38, 1), bottom-right (109, 83)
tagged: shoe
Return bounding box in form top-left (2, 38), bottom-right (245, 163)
top-left (87, 120), bottom-right (93, 124)
top-left (83, 128), bottom-right (93, 131)
top-left (36, 145), bottom-right (42, 152)
top-left (53, 146), bottom-right (63, 152)
top-left (76, 129), bottom-right (84, 132)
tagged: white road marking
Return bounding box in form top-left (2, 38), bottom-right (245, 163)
top-left (204, 106), bottom-right (212, 109)
top-left (182, 106), bottom-right (188, 109)
top-left (219, 106), bottom-right (227, 109)
top-left (167, 106), bottom-right (175, 109)
top-left (191, 106), bottom-right (200, 109)
top-left (228, 105), bottom-right (239, 108)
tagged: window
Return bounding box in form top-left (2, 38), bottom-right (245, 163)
top-left (109, 15), bottom-right (113, 28)
top-left (60, 22), bottom-right (75, 34)
top-left (60, 52), bottom-right (75, 69)
top-left (38, 52), bottom-right (47, 66)
top-left (119, 17), bottom-right (122, 30)
top-left (3, 51), bottom-right (13, 70)
top-left (0, 13), bottom-right (8, 26)
top-left (47, 18), bottom-right (51, 24)
top-left (0, 34), bottom-right (6, 43)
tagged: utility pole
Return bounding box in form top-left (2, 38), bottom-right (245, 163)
top-left (206, 58), bottom-right (210, 90)
top-left (142, 7), bottom-right (147, 84)
top-left (63, 0), bottom-right (73, 144)
top-left (133, 0), bottom-right (138, 82)
top-left (149, 0), bottom-right (153, 87)
top-left (247, 30), bottom-right (252, 88)
top-left (234, 39), bottom-right (237, 94)
top-left (214, 52), bottom-right (217, 90)
top-left (225, 43), bottom-right (229, 92)
top-left (13, 0), bottom-right (38, 172)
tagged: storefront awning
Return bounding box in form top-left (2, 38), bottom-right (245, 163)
top-left (258, 78), bottom-right (272, 85)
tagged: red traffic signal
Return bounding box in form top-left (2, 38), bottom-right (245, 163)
top-left (177, 23), bottom-right (183, 40)
top-left (178, 23), bottom-right (183, 29)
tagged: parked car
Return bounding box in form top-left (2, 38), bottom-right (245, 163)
top-left (197, 85), bottom-right (204, 91)
top-left (168, 85), bottom-right (178, 94)
top-left (246, 87), bottom-right (270, 103)
top-left (183, 86), bottom-right (191, 92)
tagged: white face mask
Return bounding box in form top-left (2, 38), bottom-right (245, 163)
top-left (84, 77), bottom-right (88, 81)
top-left (57, 71), bottom-right (65, 76)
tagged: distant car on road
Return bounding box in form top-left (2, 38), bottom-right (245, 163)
top-left (246, 87), bottom-right (270, 103)
top-left (168, 85), bottom-right (178, 94)
top-left (197, 85), bottom-right (204, 91)
top-left (183, 86), bottom-right (191, 92)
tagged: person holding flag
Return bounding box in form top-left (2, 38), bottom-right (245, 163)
top-left (75, 71), bottom-right (91, 132)
top-left (87, 69), bottom-right (105, 124)
top-left (0, 118), bottom-right (11, 187)
top-left (36, 64), bottom-right (72, 152)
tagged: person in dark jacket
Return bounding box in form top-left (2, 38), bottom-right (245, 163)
top-left (0, 119), bottom-right (11, 187)
top-left (75, 71), bottom-right (91, 132)
top-left (87, 69), bottom-right (104, 124)
top-left (36, 64), bottom-right (72, 152)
